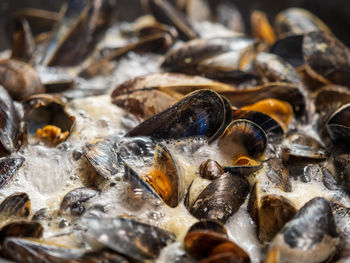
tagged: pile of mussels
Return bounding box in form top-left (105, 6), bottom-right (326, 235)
top-left (1, 0), bottom-right (350, 262)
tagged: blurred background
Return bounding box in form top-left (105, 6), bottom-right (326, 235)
top-left (1, 0), bottom-right (350, 50)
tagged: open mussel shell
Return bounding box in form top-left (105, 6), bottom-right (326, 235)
top-left (326, 103), bottom-right (350, 148)
top-left (41, 0), bottom-right (115, 66)
top-left (216, 119), bottom-right (266, 158)
top-left (248, 184), bottom-right (296, 243)
top-left (0, 156), bottom-right (25, 188)
top-left (125, 143), bottom-right (181, 208)
top-left (0, 221), bottom-right (43, 245)
top-left (127, 89), bottom-right (230, 141)
top-left (0, 192), bottom-right (30, 218)
top-left (265, 197), bottom-right (339, 263)
top-left (189, 172), bottom-right (250, 223)
top-left (0, 59), bottom-right (44, 101)
top-left (274, 8), bottom-right (331, 38)
top-left (282, 132), bottom-right (328, 163)
top-left (0, 86), bottom-right (21, 156)
top-left (82, 217), bottom-right (176, 261)
top-left (144, 0), bottom-right (198, 41)
top-left (184, 220), bottom-right (250, 262)
top-left (24, 94), bottom-right (75, 145)
top-left (232, 109), bottom-right (284, 140)
top-left (220, 82), bottom-right (305, 118)
top-left (1, 237), bottom-right (85, 263)
top-left (60, 187), bottom-right (98, 216)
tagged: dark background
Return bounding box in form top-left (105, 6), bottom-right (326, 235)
top-left (1, 0), bottom-right (350, 50)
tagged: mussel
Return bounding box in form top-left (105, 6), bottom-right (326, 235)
top-left (126, 89), bottom-right (231, 141)
top-left (265, 197), bottom-right (339, 263)
top-left (0, 86), bottom-right (22, 156)
top-left (326, 103), bottom-right (350, 148)
top-left (83, 217), bottom-right (176, 261)
top-left (0, 192), bottom-right (30, 218)
top-left (24, 94), bottom-right (75, 145)
top-left (0, 156), bottom-right (25, 188)
top-left (184, 220), bottom-right (250, 262)
top-left (188, 172), bottom-right (250, 223)
top-left (0, 59), bottom-right (44, 101)
top-left (0, 221), bottom-right (43, 245)
top-left (60, 187), bottom-right (98, 216)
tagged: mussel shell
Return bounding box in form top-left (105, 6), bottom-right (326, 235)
top-left (254, 52), bottom-right (302, 86)
top-left (1, 237), bottom-right (84, 263)
top-left (199, 159), bottom-right (224, 180)
top-left (200, 251), bottom-right (250, 263)
top-left (231, 109), bottom-right (284, 140)
top-left (216, 119), bottom-right (267, 159)
top-left (282, 132), bottom-right (328, 163)
top-left (184, 220), bottom-right (249, 262)
top-left (0, 86), bottom-right (21, 156)
top-left (266, 197), bottom-right (339, 263)
top-left (80, 249), bottom-right (129, 263)
top-left (248, 185), bottom-right (297, 243)
top-left (303, 31), bottom-right (350, 86)
top-left (184, 220), bottom-right (229, 259)
top-left (0, 192), bottom-right (30, 218)
top-left (24, 94), bottom-right (75, 144)
top-left (220, 82), bottom-right (305, 118)
top-left (0, 156), bottom-right (25, 188)
top-left (274, 8), bottom-right (331, 38)
top-left (333, 152), bottom-right (350, 192)
top-left (0, 60), bottom-right (44, 101)
top-left (223, 162), bottom-right (263, 176)
top-left (126, 89), bottom-right (230, 141)
top-left (60, 187), bottom-right (98, 216)
top-left (84, 140), bottom-right (122, 181)
top-left (10, 18), bottom-right (35, 62)
top-left (82, 217), bottom-right (175, 261)
top-left (190, 173), bottom-right (250, 223)
top-left (145, 0), bottom-right (198, 40)
top-left (270, 35), bottom-right (304, 67)
top-left (327, 103), bottom-right (350, 147)
top-left (266, 158), bottom-right (291, 192)
top-left (42, 0), bottom-right (115, 66)
top-left (0, 221), bottom-right (43, 244)
top-left (161, 37), bottom-right (256, 73)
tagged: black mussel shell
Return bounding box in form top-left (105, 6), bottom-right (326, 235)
top-left (232, 109), bottom-right (284, 140)
top-left (216, 119), bottom-right (267, 159)
top-left (41, 0), bottom-right (115, 66)
top-left (60, 187), bottom-right (98, 216)
top-left (1, 237), bottom-right (84, 263)
top-left (0, 86), bottom-right (21, 156)
top-left (274, 8), bottom-right (331, 38)
top-left (0, 156), bottom-right (25, 188)
top-left (145, 0), bottom-right (198, 41)
top-left (82, 217), bottom-right (175, 261)
top-left (0, 221), bottom-right (43, 244)
top-left (81, 249), bottom-right (129, 263)
top-left (0, 192), bottom-right (30, 218)
top-left (333, 151), bottom-right (350, 192)
top-left (190, 173), bottom-right (250, 223)
top-left (327, 103), bottom-right (350, 148)
top-left (266, 158), bottom-right (291, 192)
top-left (270, 35), bottom-right (304, 67)
top-left (266, 197), bottom-right (339, 263)
top-left (127, 89), bottom-right (229, 141)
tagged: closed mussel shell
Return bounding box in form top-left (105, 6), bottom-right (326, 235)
top-left (60, 187), bottom-right (98, 216)
top-left (82, 217), bottom-right (175, 261)
top-left (189, 173), bottom-right (250, 223)
top-left (127, 89), bottom-right (229, 141)
top-left (0, 221), bottom-right (43, 245)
